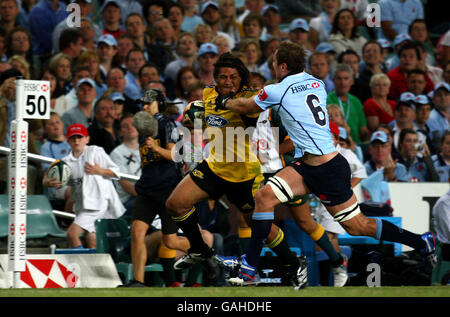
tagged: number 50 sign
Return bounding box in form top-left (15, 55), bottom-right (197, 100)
top-left (18, 80), bottom-right (51, 120)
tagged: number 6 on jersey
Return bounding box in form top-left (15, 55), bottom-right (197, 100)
top-left (305, 93), bottom-right (327, 126)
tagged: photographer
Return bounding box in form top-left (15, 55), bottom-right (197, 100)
top-left (397, 128), bottom-right (440, 182)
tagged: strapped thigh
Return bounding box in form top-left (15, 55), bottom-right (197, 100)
top-left (266, 176), bottom-right (294, 203)
top-left (332, 202), bottom-right (361, 223)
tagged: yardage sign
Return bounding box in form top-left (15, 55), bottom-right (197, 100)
top-left (20, 80), bottom-right (51, 119)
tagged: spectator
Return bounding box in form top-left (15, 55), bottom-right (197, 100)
top-left (288, 18), bottom-right (313, 55)
top-left (237, 0), bottom-right (265, 24)
top-left (397, 128), bottom-right (439, 182)
top-left (99, 0), bottom-right (125, 39)
top-left (315, 41), bottom-right (338, 75)
top-left (248, 72), bottom-right (266, 90)
top-left (308, 51), bottom-right (334, 94)
top-left (384, 33), bottom-right (412, 71)
top-left (138, 63), bottom-right (161, 97)
top-left (48, 53), bottom-right (72, 97)
top-left (258, 37), bottom-right (281, 81)
top-left (168, 2), bottom-right (185, 39)
top-left (242, 13), bottom-right (264, 46)
top-left (364, 130), bottom-right (408, 182)
top-left (327, 63), bottom-right (370, 144)
top-left (378, 0), bottom-right (424, 41)
top-left (406, 68), bottom-right (428, 95)
top-left (28, 0), bottom-right (69, 64)
top-left (414, 41), bottom-right (444, 86)
top-left (195, 43), bottom-right (219, 86)
top-left (364, 73), bottom-right (397, 131)
top-left (387, 41), bottom-right (435, 101)
top-left (359, 40), bottom-right (386, 94)
top-left (63, 65), bottom-right (92, 109)
top-left (173, 65), bottom-right (200, 112)
top-left (59, 28), bottom-right (84, 63)
top-left (76, 49), bottom-right (107, 98)
top-left (142, 0), bottom-right (167, 37)
top-left (390, 92), bottom-right (427, 150)
top-left (5, 26), bottom-right (34, 76)
top-left (61, 77), bottom-right (97, 132)
top-left (0, 0), bottom-right (27, 33)
top-left (179, 0), bottom-right (203, 33)
top-left (239, 38), bottom-right (261, 73)
top-left (110, 112), bottom-right (141, 214)
top-left (431, 131), bottom-right (450, 183)
top-left (197, 25), bottom-right (217, 52)
top-left (338, 49), bottom-right (371, 103)
top-left (409, 19), bottom-right (437, 66)
top-left (8, 54), bottom-right (30, 79)
top-left (41, 67), bottom-right (73, 116)
top-left (200, 1), bottom-right (235, 50)
top-left (105, 67), bottom-right (139, 114)
top-left (443, 61), bottom-right (450, 85)
top-left (124, 48), bottom-right (146, 101)
top-left (164, 32), bottom-right (198, 89)
top-left (116, 0), bottom-right (142, 26)
top-left (427, 82), bottom-right (450, 151)
top-left (212, 34), bottom-right (231, 56)
top-left (148, 17), bottom-right (178, 74)
top-left (328, 8), bottom-right (367, 58)
top-left (0, 29), bottom-right (7, 62)
top-left (124, 13), bottom-right (150, 57)
top-left (96, 34), bottom-right (118, 81)
top-left (114, 34), bottom-right (134, 68)
top-left (309, 0), bottom-right (340, 48)
top-left (414, 94), bottom-right (435, 154)
top-left (43, 123), bottom-right (126, 248)
top-left (219, 0), bottom-right (243, 45)
top-left (88, 96), bottom-right (121, 154)
top-left (79, 18), bottom-right (99, 51)
top-left (260, 4), bottom-right (287, 42)
top-left (339, 0), bottom-right (369, 25)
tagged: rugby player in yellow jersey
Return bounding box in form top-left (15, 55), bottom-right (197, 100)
top-left (166, 53), bottom-right (307, 287)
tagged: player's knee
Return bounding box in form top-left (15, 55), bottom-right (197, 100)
top-left (254, 187), bottom-right (273, 209)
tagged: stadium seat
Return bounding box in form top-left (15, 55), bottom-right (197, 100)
top-left (94, 218), bottom-right (164, 285)
top-left (0, 194), bottom-right (66, 239)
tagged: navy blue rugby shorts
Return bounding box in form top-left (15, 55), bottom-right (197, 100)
top-left (290, 153), bottom-right (353, 206)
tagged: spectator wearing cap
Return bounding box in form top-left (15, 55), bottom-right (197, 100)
top-left (364, 73), bottom-right (397, 132)
top-left (28, 0), bottom-right (69, 64)
top-left (364, 130), bottom-right (408, 182)
top-left (61, 77), bottom-right (97, 133)
top-left (397, 128), bottom-right (439, 182)
top-left (431, 131), bottom-right (450, 183)
top-left (315, 42), bottom-right (338, 76)
top-left (327, 63), bottom-right (370, 144)
top-left (427, 82), bottom-right (450, 150)
top-left (99, 0), bottom-right (125, 39)
top-left (218, 0), bottom-right (244, 46)
top-left (124, 48), bottom-right (146, 101)
top-left (377, 38), bottom-right (394, 68)
top-left (309, 0), bottom-right (340, 48)
top-left (389, 92), bottom-right (427, 151)
top-left (288, 18), bottom-right (314, 55)
top-left (308, 51), bottom-right (334, 93)
top-left (384, 33), bottom-right (411, 71)
top-left (178, 0), bottom-right (204, 33)
top-left (328, 8), bottom-right (366, 58)
top-left (195, 43), bottom-right (219, 86)
top-left (413, 94), bottom-right (435, 153)
top-left (105, 67), bottom-right (140, 114)
top-left (51, 0), bottom-right (94, 53)
top-left (260, 4), bottom-right (288, 42)
top-left (125, 13), bottom-right (150, 57)
top-left (88, 96), bottom-right (121, 154)
top-left (96, 34), bottom-right (118, 81)
top-left (378, 0), bottom-right (424, 41)
top-left (200, 1), bottom-right (235, 50)
top-left (63, 65), bottom-right (92, 109)
top-left (387, 41), bottom-right (434, 101)
top-left (110, 91), bottom-right (126, 120)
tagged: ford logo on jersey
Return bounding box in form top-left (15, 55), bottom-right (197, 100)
top-left (206, 115), bottom-right (229, 127)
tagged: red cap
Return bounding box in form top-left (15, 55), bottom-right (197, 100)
top-left (329, 121), bottom-right (340, 138)
top-left (66, 123), bottom-right (89, 138)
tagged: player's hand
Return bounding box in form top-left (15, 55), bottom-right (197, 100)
top-left (146, 137), bottom-right (160, 152)
top-left (215, 93), bottom-right (234, 111)
top-left (45, 177), bottom-right (62, 188)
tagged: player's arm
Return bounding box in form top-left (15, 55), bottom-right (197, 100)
top-left (217, 96), bottom-right (263, 115)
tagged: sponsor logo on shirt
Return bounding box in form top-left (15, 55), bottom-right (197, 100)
top-left (290, 82), bottom-right (319, 94)
top-left (206, 115), bottom-right (229, 128)
top-left (258, 88), bottom-right (268, 101)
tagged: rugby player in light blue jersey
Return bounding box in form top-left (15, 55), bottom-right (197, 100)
top-left (215, 41), bottom-right (437, 286)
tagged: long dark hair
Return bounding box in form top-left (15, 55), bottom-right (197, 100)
top-left (330, 8), bottom-right (359, 39)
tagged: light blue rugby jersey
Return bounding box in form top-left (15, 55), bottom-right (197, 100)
top-left (254, 72), bottom-right (336, 158)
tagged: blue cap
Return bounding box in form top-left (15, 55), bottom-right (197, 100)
top-left (101, 0), bottom-right (121, 12)
top-left (200, 1), bottom-right (219, 15)
top-left (76, 77), bottom-right (96, 88)
top-left (261, 4), bottom-right (279, 16)
top-left (111, 92), bottom-right (125, 102)
top-left (370, 131), bottom-right (389, 144)
top-left (198, 43), bottom-right (218, 56)
top-left (397, 92), bottom-right (416, 110)
top-left (315, 42), bottom-right (335, 53)
top-left (377, 38), bottom-right (391, 49)
top-left (97, 34), bottom-right (118, 47)
top-left (414, 94), bottom-right (430, 105)
top-left (289, 18), bottom-right (309, 32)
top-left (393, 33), bottom-right (411, 47)
top-left (433, 82), bottom-right (450, 93)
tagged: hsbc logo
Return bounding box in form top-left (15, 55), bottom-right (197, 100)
top-left (312, 82), bottom-right (320, 88)
top-left (21, 259), bottom-right (80, 288)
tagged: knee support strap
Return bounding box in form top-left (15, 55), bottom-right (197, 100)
top-left (267, 176), bottom-right (294, 203)
top-left (333, 202), bottom-right (361, 223)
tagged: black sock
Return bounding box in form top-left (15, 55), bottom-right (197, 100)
top-left (269, 232), bottom-right (299, 269)
top-left (379, 219), bottom-right (425, 251)
top-left (172, 207), bottom-right (208, 253)
top-left (160, 258), bottom-right (176, 286)
top-left (246, 219), bottom-right (272, 267)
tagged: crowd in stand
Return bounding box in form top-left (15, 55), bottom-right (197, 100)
top-left (0, 0), bottom-right (448, 286)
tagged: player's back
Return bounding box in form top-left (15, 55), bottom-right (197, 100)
top-left (259, 72), bottom-right (336, 158)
